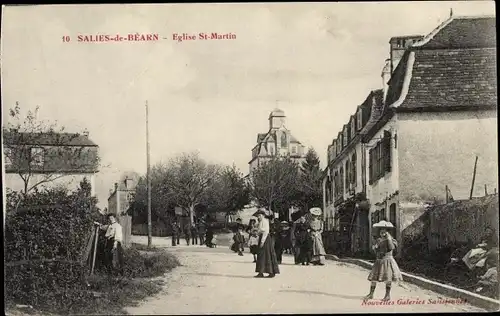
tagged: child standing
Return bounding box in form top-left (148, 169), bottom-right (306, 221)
top-left (247, 219), bottom-right (259, 262)
top-left (365, 221), bottom-right (403, 301)
top-left (212, 234), bottom-right (218, 248)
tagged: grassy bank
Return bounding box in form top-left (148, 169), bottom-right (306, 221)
top-left (5, 245), bottom-right (181, 315)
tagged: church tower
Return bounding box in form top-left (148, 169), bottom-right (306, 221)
top-left (269, 108), bottom-right (286, 130)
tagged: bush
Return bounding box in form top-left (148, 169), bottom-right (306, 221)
top-left (4, 181), bottom-right (99, 313)
top-left (123, 246), bottom-right (181, 278)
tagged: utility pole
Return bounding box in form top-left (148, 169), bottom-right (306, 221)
top-left (469, 155), bottom-right (478, 200)
top-left (146, 100), bottom-right (152, 248)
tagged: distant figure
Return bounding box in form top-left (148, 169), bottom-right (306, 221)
top-left (198, 222), bottom-right (206, 246)
top-left (184, 223), bottom-right (192, 245)
top-left (297, 216), bottom-right (312, 265)
top-left (191, 224), bottom-right (199, 245)
top-left (206, 225), bottom-right (214, 247)
top-left (212, 234), bottom-right (218, 248)
top-left (231, 224), bottom-right (245, 256)
top-left (247, 219), bottom-right (259, 262)
top-left (171, 220), bottom-right (180, 247)
top-left (308, 208), bottom-right (326, 266)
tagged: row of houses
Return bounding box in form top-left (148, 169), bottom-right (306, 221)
top-left (320, 15), bottom-right (497, 256)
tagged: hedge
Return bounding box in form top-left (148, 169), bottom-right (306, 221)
top-left (4, 183), bottom-right (98, 313)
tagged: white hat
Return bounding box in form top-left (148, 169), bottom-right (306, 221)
top-left (309, 207), bottom-right (322, 216)
top-left (372, 220), bottom-right (394, 229)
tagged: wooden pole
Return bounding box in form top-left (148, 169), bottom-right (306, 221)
top-left (91, 225), bottom-right (99, 275)
top-left (146, 100), bottom-right (152, 248)
top-left (484, 184), bottom-right (488, 196)
top-left (445, 185), bottom-right (449, 204)
top-left (469, 156), bottom-right (478, 199)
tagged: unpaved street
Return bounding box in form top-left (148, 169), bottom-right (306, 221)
top-left (127, 236), bottom-right (484, 314)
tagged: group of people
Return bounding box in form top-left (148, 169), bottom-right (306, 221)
top-left (230, 207), bottom-right (328, 278)
top-left (170, 220), bottom-right (218, 248)
top-left (228, 207), bottom-right (405, 301)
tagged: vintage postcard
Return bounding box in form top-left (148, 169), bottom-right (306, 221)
top-left (1, 2), bottom-right (498, 315)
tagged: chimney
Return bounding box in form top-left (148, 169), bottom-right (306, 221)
top-left (83, 129), bottom-right (89, 137)
top-left (114, 182), bottom-right (118, 191)
top-left (381, 59), bottom-right (391, 104)
top-left (389, 35), bottom-right (424, 74)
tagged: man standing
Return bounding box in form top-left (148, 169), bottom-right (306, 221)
top-left (191, 223), bottom-right (199, 245)
top-left (184, 222), bottom-right (192, 245)
top-left (98, 213), bottom-right (124, 276)
top-left (198, 221), bottom-right (206, 246)
top-left (171, 220), bottom-right (180, 246)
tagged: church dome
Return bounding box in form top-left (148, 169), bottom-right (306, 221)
top-left (269, 108), bottom-right (285, 117)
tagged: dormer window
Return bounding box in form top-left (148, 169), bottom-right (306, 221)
top-left (356, 109), bottom-right (363, 131)
top-left (350, 116), bottom-right (356, 139)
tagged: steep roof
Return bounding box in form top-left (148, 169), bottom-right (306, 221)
top-left (3, 131), bottom-right (98, 147)
top-left (386, 16), bottom-right (497, 111)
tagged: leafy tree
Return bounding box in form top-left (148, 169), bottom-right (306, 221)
top-left (204, 164), bottom-right (251, 216)
top-left (3, 103), bottom-right (101, 198)
top-left (299, 147), bottom-right (323, 211)
top-left (249, 156), bottom-right (301, 219)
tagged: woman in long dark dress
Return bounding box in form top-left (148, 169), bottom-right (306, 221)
top-left (365, 220), bottom-right (403, 301)
top-left (254, 208), bottom-right (280, 278)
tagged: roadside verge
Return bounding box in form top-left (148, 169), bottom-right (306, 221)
top-left (325, 254), bottom-right (500, 311)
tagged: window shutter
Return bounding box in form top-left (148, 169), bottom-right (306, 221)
top-left (384, 131), bottom-right (392, 173)
top-left (352, 154), bottom-right (357, 185)
top-left (368, 148), bottom-right (373, 184)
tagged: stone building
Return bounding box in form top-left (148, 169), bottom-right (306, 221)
top-left (248, 108), bottom-right (307, 175)
top-left (321, 15), bottom-right (497, 256)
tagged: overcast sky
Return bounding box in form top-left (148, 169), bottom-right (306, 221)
top-left (1, 2), bottom-right (495, 207)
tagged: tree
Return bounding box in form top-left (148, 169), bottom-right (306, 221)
top-left (3, 103), bottom-right (101, 197)
top-left (204, 164), bottom-right (251, 217)
top-left (249, 157), bottom-right (301, 219)
top-left (158, 152), bottom-right (220, 226)
top-left (299, 147), bottom-right (323, 211)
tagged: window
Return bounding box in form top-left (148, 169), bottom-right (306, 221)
top-left (332, 140), bottom-right (337, 157)
top-left (339, 167), bottom-right (344, 196)
top-left (351, 152), bottom-right (357, 186)
top-left (350, 116), bottom-right (356, 139)
top-left (356, 109), bottom-right (363, 131)
top-left (368, 131), bottom-right (392, 184)
top-left (268, 144), bottom-right (274, 156)
top-left (291, 146), bottom-right (297, 155)
top-left (345, 160), bottom-right (350, 191)
top-left (4, 148), bottom-right (13, 167)
top-left (343, 126), bottom-right (349, 146)
top-left (31, 147), bottom-right (45, 167)
top-left (281, 132), bottom-right (288, 148)
top-left (390, 203), bottom-right (397, 226)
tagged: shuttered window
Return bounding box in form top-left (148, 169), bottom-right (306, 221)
top-left (368, 130), bottom-right (392, 184)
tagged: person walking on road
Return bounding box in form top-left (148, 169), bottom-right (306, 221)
top-left (184, 223), bottom-right (192, 245)
top-left (308, 208), bottom-right (326, 265)
top-left (364, 220), bottom-right (403, 301)
top-left (254, 208), bottom-right (280, 278)
top-left (191, 224), bottom-right (199, 245)
top-left (171, 220), bottom-right (180, 247)
top-left (198, 222), bottom-right (206, 246)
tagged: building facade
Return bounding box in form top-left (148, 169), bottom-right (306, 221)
top-left (364, 15), bottom-right (497, 252)
top-left (3, 131), bottom-right (99, 196)
top-left (248, 108), bottom-right (307, 175)
top-left (107, 177), bottom-right (136, 248)
top-left (322, 15), bottom-right (497, 256)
